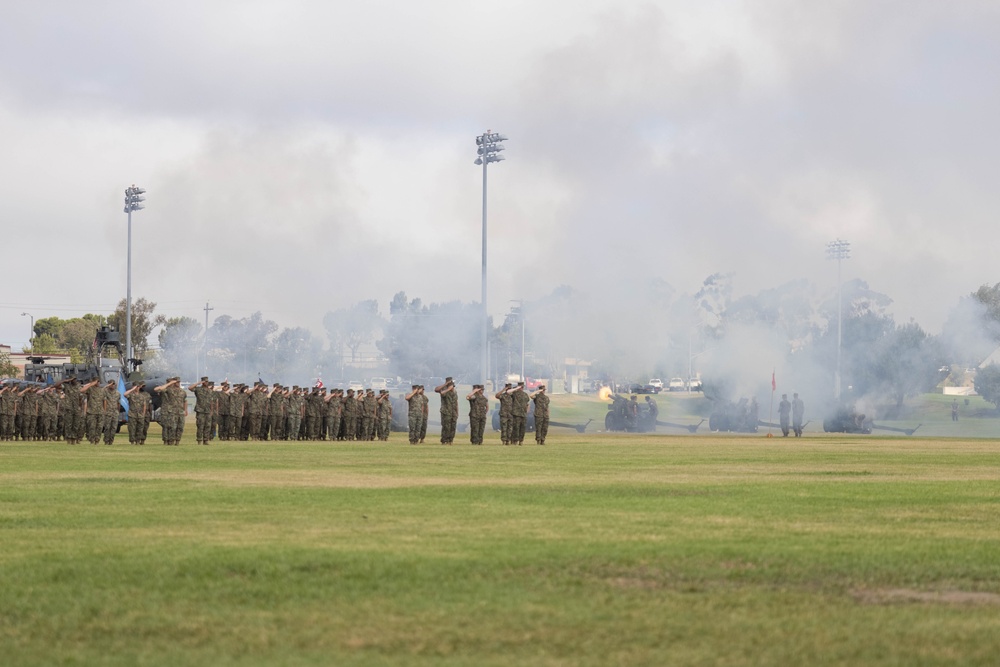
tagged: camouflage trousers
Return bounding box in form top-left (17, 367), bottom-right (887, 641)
top-left (287, 415), bottom-right (301, 440)
top-left (0, 413), bottom-right (14, 439)
top-left (63, 410), bottom-right (83, 442)
top-left (361, 416), bottom-right (375, 441)
top-left (499, 413), bottom-right (512, 444)
top-left (376, 416), bottom-right (391, 441)
top-left (127, 414), bottom-right (143, 443)
top-left (103, 413), bottom-right (117, 444)
top-left (470, 416), bottom-right (486, 445)
top-left (535, 416), bottom-right (549, 444)
top-left (196, 412), bottom-right (212, 443)
top-left (407, 414), bottom-right (423, 444)
top-left (440, 413), bottom-right (457, 444)
top-left (85, 413), bottom-right (103, 443)
top-left (511, 415), bottom-right (526, 444)
top-left (161, 412), bottom-right (184, 444)
top-left (249, 414), bottom-right (264, 440)
top-left (270, 414), bottom-right (284, 440)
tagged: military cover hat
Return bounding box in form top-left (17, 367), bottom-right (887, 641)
top-left (201, 376), bottom-right (209, 382)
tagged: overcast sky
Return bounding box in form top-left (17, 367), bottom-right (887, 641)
top-left (2, 0), bottom-right (998, 351)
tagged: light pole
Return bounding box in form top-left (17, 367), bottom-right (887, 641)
top-left (21, 312), bottom-right (33, 348)
top-left (826, 238), bottom-right (851, 399)
top-left (123, 185), bottom-right (146, 369)
top-left (475, 130), bottom-right (507, 386)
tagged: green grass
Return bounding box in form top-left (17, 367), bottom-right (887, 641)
top-left (2, 431), bottom-right (1000, 666)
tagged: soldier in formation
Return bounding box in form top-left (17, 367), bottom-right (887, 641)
top-left (436, 377), bottom-right (458, 445)
top-left (124, 383), bottom-right (150, 444)
top-left (466, 385), bottom-right (489, 445)
top-left (376, 390), bottom-right (392, 441)
top-left (188, 378), bottom-right (215, 445)
top-left (155, 377), bottom-right (187, 445)
top-left (531, 384), bottom-right (550, 445)
top-left (495, 383), bottom-right (513, 445)
top-left (510, 381), bottom-right (530, 446)
top-left (404, 384), bottom-right (426, 444)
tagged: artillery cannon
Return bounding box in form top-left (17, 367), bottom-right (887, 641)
top-left (656, 418), bottom-right (706, 433)
top-left (708, 397), bottom-right (759, 433)
top-left (823, 407), bottom-right (921, 435)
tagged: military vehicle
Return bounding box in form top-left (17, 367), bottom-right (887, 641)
top-left (21, 326), bottom-right (167, 427)
top-left (708, 397), bottom-right (760, 433)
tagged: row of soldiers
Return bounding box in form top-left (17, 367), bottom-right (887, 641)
top-left (492, 380), bottom-right (550, 445)
top-left (0, 378), bottom-right (127, 445)
top-left (185, 378), bottom-right (395, 445)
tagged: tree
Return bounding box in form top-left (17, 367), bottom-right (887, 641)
top-left (974, 364), bottom-right (1000, 410)
top-left (868, 323), bottom-right (943, 412)
top-left (108, 298), bottom-right (165, 359)
top-left (0, 350), bottom-right (18, 378)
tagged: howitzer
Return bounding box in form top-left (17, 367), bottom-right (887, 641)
top-left (708, 398), bottom-right (759, 433)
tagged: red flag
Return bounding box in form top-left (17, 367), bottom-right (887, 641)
top-left (771, 371), bottom-right (776, 392)
top-left (315, 378), bottom-right (324, 389)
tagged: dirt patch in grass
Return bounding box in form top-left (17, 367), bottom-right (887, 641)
top-left (853, 588), bottom-right (1000, 606)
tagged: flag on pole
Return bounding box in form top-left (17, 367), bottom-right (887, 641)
top-left (117, 374), bottom-right (129, 419)
top-left (771, 371), bottom-right (776, 392)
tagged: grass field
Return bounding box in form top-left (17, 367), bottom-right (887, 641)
top-left (2, 429), bottom-right (1000, 666)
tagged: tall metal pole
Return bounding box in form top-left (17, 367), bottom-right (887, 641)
top-left (123, 185), bottom-right (145, 368)
top-left (481, 156), bottom-right (488, 387)
top-left (474, 131), bottom-right (507, 386)
top-left (126, 207), bottom-right (132, 365)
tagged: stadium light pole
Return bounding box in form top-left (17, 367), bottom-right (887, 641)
top-left (21, 312), bottom-right (33, 348)
top-left (123, 185), bottom-right (146, 369)
top-left (826, 238), bottom-right (851, 400)
top-left (474, 130), bottom-right (507, 387)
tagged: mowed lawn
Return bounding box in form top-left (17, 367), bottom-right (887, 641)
top-left (2, 432), bottom-right (1000, 666)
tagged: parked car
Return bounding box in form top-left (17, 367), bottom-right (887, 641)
top-left (668, 377), bottom-right (686, 391)
top-left (687, 377), bottom-right (703, 392)
top-left (368, 377), bottom-right (389, 390)
top-left (648, 379), bottom-right (664, 391)
top-left (347, 380), bottom-right (365, 392)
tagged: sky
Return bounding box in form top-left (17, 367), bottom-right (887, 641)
top-left (2, 0), bottom-right (998, 352)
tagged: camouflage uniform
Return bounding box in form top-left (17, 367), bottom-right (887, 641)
top-left (532, 389), bottom-right (550, 445)
top-left (287, 388), bottom-right (304, 441)
top-left (468, 387), bottom-right (489, 445)
top-left (405, 387), bottom-right (422, 444)
top-left (376, 391), bottom-right (393, 441)
top-left (496, 386), bottom-right (513, 445)
top-left (61, 381), bottom-right (84, 444)
top-left (326, 391), bottom-right (343, 440)
top-left (216, 386), bottom-right (231, 440)
top-left (269, 386), bottom-right (286, 441)
top-left (191, 380), bottom-right (215, 444)
top-left (0, 387), bottom-right (18, 440)
top-left (341, 391), bottom-right (358, 441)
top-left (362, 390), bottom-right (378, 441)
top-left (104, 384), bottom-right (121, 444)
top-left (247, 385), bottom-right (268, 440)
top-left (127, 388), bottom-right (149, 444)
top-left (511, 385), bottom-right (530, 445)
top-left (438, 380), bottom-right (458, 445)
top-left (83, 384), bottom-right (106, 444)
